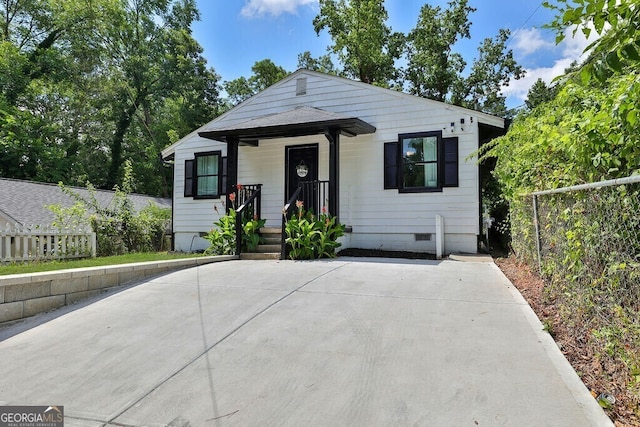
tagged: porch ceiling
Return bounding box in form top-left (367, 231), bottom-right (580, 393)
top-left (198, 106), bottom-right (376, 143)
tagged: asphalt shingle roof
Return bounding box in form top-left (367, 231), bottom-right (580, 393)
top-left (0, 178), bottom-right (171, 227)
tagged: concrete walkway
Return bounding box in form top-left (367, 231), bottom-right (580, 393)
top-left (0, 258), bottom-right (612, 426)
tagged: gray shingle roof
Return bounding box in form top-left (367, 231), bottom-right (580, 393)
top-left (0, 178), bottom-right (171, 227)
top-left (199, 106), bottom-right (376, 142)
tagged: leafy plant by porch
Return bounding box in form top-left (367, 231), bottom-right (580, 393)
top-left (203, 196), bottom-right (266, 255)
top-left (284, 202), bottom-right (345, 260)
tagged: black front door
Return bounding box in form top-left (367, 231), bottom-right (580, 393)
top-left (285, 144), bottom-right (319, 214)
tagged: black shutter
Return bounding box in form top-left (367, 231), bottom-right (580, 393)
top-left (220, 156), bottom-right (227, 195)
top-left (384, 142), bottom-right (399, 189)
top-left (442, 137), bottom-right (458, 187)
top-left (184, 159), bottom-right (195, 197)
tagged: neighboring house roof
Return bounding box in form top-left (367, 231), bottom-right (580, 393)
top-left (0, 178), bottom-right (171, 227)
top-left (161, 68), bottom-right (505, 158)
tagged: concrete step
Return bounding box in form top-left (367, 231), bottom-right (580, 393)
top-left (240, 252), bottom-right (281, 261)
top-left (260, 227), bottom-right (282, 235)
top-left (262, 236), bottom-right (281, 245)
top-left (256, 244), bottom-right (281, 253)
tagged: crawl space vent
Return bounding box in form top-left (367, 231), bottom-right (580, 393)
top-left (415, 233), bottom-right (432, 241)
top-left (296, 78), bottom-right (307, 96)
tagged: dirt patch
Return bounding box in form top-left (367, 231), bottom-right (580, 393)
top-left (496, 256), bottom-right (640, 427)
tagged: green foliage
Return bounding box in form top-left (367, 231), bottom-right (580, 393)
top-left (284, 203), bottom-right (345, 260)
top-left (310, 0), bottom-right (523, 115)
top-left (203, 209), bottom-right (266, 255)
top-left (0, 0), bottom-right (221, 195)
top-left (48, 161), bottom-right (171, 256)
top-left (484, 46), bottom-right (640, 409)
top-left (404, 0), bottom-right (474, 102)
top-left (544, 0), bottom-right (640, 81)
top-left (223, 59), bottom-right (289, 105)
top-left (203, 209), bottom-right (237, 255)
top-left (297, 51), bottom-right (341, 76)
top-left (313, 0), bottom-right (404, 85)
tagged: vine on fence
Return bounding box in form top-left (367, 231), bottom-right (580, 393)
top-left (510, 180), bottom-right (640, 415)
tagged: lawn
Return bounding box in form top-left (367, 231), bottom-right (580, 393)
top-left (0, 252), bottom-right (202, 276)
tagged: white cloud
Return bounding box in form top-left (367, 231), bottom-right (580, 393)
top-left (504, 24), bottom-right (599, 105)
top-left (241, 0), bottom-right (317, 18)
top-left (512, 28), bottom-right (554, 56)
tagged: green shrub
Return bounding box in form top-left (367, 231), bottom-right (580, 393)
top-left (203, 208), bottom-right (266, 255)
top-left (48, 160), bottom-right (171, 256)
top-left (284, 201), bottom-right (345, 260)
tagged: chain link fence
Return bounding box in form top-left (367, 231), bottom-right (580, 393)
top-left (510, 175), bottom-right (640, 408)
top-left (519, 176), bottom-right (640, 302)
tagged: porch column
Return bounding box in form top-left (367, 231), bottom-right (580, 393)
top-left (327, 128), bottom-right (340, 222)
top-left (226, 135), bottom-right (239, 209)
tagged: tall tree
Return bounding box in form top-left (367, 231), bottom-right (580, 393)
top-left (297, 51), bottom-right (341, 75)
top-left (404, 1), bottom-right (523, 116)
top-left (84, 0), bottom-right (221, 190)
top-left (312, 0), bottom-right (403, 85)
top-left (223, 59), bottom-right (288, 105)
top-left (404, 0), bottom-right (474, 101)
top-left (452, 29), bottom-right (524, 116)
top-left (525, 78), bottom-right (557, 110)
top-left (0, 0), bottom-right (221, 196)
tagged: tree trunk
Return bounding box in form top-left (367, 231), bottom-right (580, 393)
top-left (107, 97), bottom-right (141, 189)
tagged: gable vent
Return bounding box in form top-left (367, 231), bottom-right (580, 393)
top-left (296, 78), bottom-right (307, 96)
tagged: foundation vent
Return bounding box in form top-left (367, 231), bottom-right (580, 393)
top-left (414, 233), bottom-right (432, 241)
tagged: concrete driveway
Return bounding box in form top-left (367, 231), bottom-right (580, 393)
top-left (0, 258), bottom-right (611, 426)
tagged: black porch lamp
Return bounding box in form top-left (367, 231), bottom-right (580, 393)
top-left (296, 160), bottom-right (309, 178)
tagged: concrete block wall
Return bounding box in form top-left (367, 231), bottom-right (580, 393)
top-left (0, 255), bottom-right (237, 324)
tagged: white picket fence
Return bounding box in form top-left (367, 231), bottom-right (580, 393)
top-left (0, 224), bottom-right (96, 263)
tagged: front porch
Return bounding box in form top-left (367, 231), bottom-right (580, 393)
top-left (231, 180), bottom-right (331, 259)
top-left (198, 106), bottom-right (376, 258)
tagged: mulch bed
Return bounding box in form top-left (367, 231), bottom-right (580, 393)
top-left (337, 248), bottom-right (436, 260)
top-left (495, 256), bottom-right (640, 427)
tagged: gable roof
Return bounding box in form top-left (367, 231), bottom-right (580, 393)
top-left (0, 179), bottom-right (171, 227)
top-left (162, 69), bottom-right (504, 158)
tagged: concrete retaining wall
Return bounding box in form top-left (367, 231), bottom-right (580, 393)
top-left (0, 255), bottom-right (237, 324)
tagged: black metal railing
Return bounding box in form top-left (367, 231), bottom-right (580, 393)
top-left (280, 180), bottom-right (330, 259)
top-left (234, 184), bottom-right (262, 256)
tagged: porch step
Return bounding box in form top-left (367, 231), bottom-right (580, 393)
top-left (256, 244), bottom-right (281, 253)
top-left (240, 227), bottom-right (282, 260)
top-left (260, 227), bottom-right (282, 235)
top-left (240, 252), bottom-right (280, 261)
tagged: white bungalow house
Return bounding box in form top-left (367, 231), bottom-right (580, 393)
top-left (161, 69), bottom-right (505, 257)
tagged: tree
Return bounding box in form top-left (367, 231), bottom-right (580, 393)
top-left (525, 78), bottom-right (557, 110)
top-left (452, 29), bottom-right (525, 116)
top-left (404, 0), bottom-right (474, 102)
top-left (312, 0), bottom-right (403, 86)
top-left (297, 51), bottom-right (341, 76)
top-left (0, 0), bottom-right (221, 196)
top-left (224, 59), bottom-right (288, 105)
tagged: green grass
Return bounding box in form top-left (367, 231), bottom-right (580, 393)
top-left (0, 252), bottom-right (203, 276)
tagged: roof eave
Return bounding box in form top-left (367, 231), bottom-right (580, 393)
top-left (198, 118), bottom-right (376, 143)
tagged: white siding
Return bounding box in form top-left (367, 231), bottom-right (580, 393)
top-left (169, 70), bottom-right (503, 254)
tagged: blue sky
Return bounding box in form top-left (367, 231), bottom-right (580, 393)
top-left (192, 0), bottom-right (595, 109)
